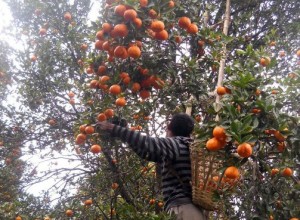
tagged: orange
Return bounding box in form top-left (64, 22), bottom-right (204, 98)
top-left (114, 46), bottom-right (128, 59)
top-left (168, 0), bottom-right (175, 8)
top-left (30, 55), bottom-right (37, 62)
top-left (64, 12), bottom-right (72, 21)
top-left (98, 65), bottom-right (106, 74)
top-left (216, 86), bottom-right (227, 95)
top-left (150, 20), bottom-right (165, 32)
top-left (99, 76), bottom-right (109, 84)
top-left (124, 9), bottom-right (137, 21)
top-left (269, 41), bottom-right (276, 46)
top-left (69, 98), bottom-right (75, 105)
top-left (140, 0), bottom-right (148, 7)
top-left (178, 17), bottom-right (191, 29)
top-left (90, 144), bottom-right (102, 154)
top-left (104, 109), bottom-right (114, 118)
top-left (128, 45), bottom-right (141, 59)
top-left (48, 119), bottom-right (56, 126)
top-left (260, 57), bottom-right (270, 67)
top-left (132, 82), bottom-right (141, 93)
top-left (149, 199), bottom-right (156, 205)
top-left (114, 4), bottom-right (127, 16)
top-left (224, 166), bottom-right (240, 179)
top-left (123, 76), bottom-right (131, 84)
top-left (274, 131), bottom-right (285, 142)
top-left (212, 126), bottom-right (226, 140)
top-left (111, 182), bottom-right (119, 190)
top-left (174, 35), bottom-right (182, 44)
top-left (84, 199), bottom-right (93, 206)
top-left (15, 216), bottom-right (22, 220)
top-left (113, 24), bottom-right (129, 37)
top-left (152, 77), bottom-right (165, 89)
top-left (95, 40), bottom-right (104, 50)
top-left (66, 209), bottom-right (73, 217)
top-left (102, 22), bottom-right (112, 33)
top-left (102, 41), bottom-right (110, 51)
top-left (109, 84), bottom-right (122, 95)
top-left (96, 30), bottom-right (105, 40)
top-left (97, 113), bottom-right (107, 121)
top-left (251, 108), bottom-right (261, 114)
top-left (139, 89), bottom-right (151, 99)
top-left (237, 143), bottom-right (252, 157)
top-left (187, 23), bottom-right (198, 34)
top-left (198, 40), bottom-right (205, 47)
top-left (158, 201), bottom-right (164, 207)
top-left (89, 79), bottom-right (99, 88)
top-left (277, 142), bottom-right (285, 152)
top-left (86, 67), bottom-right (94, 74)
top-left (80, 43), bottom-right (88, 50)
top-left (85, 126), bottom-right (95, 134)
top-left (206, 137), bottom-right (225, 151)
top-left (119, 72), bottom-right (129, 79)
top-left (133, 18), bottom-right (142, 28)
top-left (39, 28), bottom-right (47, 36)
top-left (148, 9), bottom-right (157, 19)
top-left (281, 167), bottom-right (293, 177)
top-left (271, 168), bottom-right (279, 176)
top-left (79, 124), bottom-right (87, 133)
top-left (68, 91), bottom-right (75, 98)
top-left (115, 97), bottom-right (126, 106)
top-left (154, 30), bottom-right (169, 40)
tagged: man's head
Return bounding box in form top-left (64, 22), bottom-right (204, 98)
top-left (167, 113), bottom-right (194, 137)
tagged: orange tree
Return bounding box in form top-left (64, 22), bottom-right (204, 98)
top-left (1, 0), bottom-right (299, 219)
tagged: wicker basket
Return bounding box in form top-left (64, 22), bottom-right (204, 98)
top-left (190, 140), bottom-right (225, 211)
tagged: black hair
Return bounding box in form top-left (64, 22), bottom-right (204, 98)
top-left (167, 113), bottom-right (194, 137)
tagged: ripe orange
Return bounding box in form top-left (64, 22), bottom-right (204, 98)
top-left (128, 45), bottom-right (141, 59)
top-left (69, 99), bottom-right (75, 105)
top-left (15, 216), bottom-right (22, 220)
top-left (65, 209), bottom-right (73, 217)
top-left (64, 12), bottom-right (72, 21)
top-left (95, 40), bottom-right (104, 50)
top-left (216, 86), bottom-right (228, 95)
top-left (269, 41), bottom-right (276, 46)
top-left (79, 124), bottom-right (87, 133)
top-left (290, 218), bottom-right (299, 220)
top-left (174, 35), bottom-right (182, 44)
top-left (113, 24), bottom-right (129, 37)
top-left (102, 41), bottom-right (110, 51)
top-left (251, 108), bottom-right (261, 114)
top-left (148, 9), bottom-right (157, 19)
top-left (124, 9), bottom-right (137, 21)
top-left (102, 22), bottom-right (112, 33)
top-left (48, 119), bottom-right (56, 126)
top-left (97, 113), bottom-right (107, 121)
top-left (68, 91), bottom-right (75, 98)
top-left (168, 0), bottom-right (175, 8)
top-left (90, 144), bottom-right (102, 154)
top-left (149, 199), bottom-right (156, 205)
top-left (85, 126), bottom-right (95, 135)
top-left (271, 168), bottom-right (279, 176)
top-left (80, 43), bottom-right (88, 50)
top-left (212, 126), bottom-right (226, 141)
top-left (260, 57), bottom-right (271, 67)
top-left (76, 133), bottom-right (86, 143)
top-left (39, 28), bottom-right (47, 36)
top-left (90, 79), bottom-right (99, 88)
top-left (140, 0), bottom-right (148, 7)
top-left (109, 84), bottom-right (122, 95)
top-left (84, 199), bottom-right (93, 206)
top-left (104, 109), bottom-right (114, 118)
top-left (114, 46), bottom-right (128, 59)
top-left (198, 40), bottom-right (205, 47)
top-left (281, 167), bottom-right (293, 177)
top-left (206, 137), bottom-right (225, 151)
top-left (133, 18), bottom-right (142, 28)
top-left (178, 17), bottom-right (191, 29)
top-left (114, 4), bottom-right (127, 16)
top-left (132, 82), bottom-right (141, 93)
top-left (158, 201), bottom-right (164, 207)
top-left (224, 166), bottom-right (240, 179)
top-left (30, 55), bottom-right (37, 62)
top-left (277, 142), bottom-right (285, 152)
top-left (96, 30), bottom-right (105, 40)
top-left (123, 76), bottom-right (131, 84)
top-left (274, 130), bottom-right (285, 142)
top-left (111, 182), bottom-right (119, 190)
top-left (115, 97), bottom-right (126, 106)
top-left (187, 23), bottom-right (198, 34)
top-left (154, 30), bottom-right (169, 40)
top-left (150, 20), bottom-right (165, 32)
top-left (98, 65), bottom-right (106, 74)
top-left (237, 143), bottom-right (253, 158)
top-left (139, 89), bottom-right (151, 99)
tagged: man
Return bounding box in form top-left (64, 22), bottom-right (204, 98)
top-left (97, 113), bottom-right (207, 220)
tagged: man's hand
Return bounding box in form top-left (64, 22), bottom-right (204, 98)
top-left (97, 121), bottom-right (114, 131)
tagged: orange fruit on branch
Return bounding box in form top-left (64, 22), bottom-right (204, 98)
top-left (64, 12), bottom-right (72, 21)
top-left (140, 0), bottom-right (148, 7)
top-left (85, 126), bottom-right (95, 135)
top-left (148, 9), bottom-right (157, 19)
top-left (124, 9), bottom-right (137, 21)
top-left (150, 20), bottom-right (165, 32)
top-left (114, 4), bottom-right (127, 16)
top-left (178, 17), bottom-right (191, 29)
top-left (139, 89), bottom-right (151, 99)
top-left (109, 84), bottom-right (122, 95)
top-left (154, 30), bottom-right (169, 40)
top-left (224, 166), bottom-right (240, 179)
top-left (281, 167), bottom-right (293, 177)
top-left (90, 144), bottom-right (102, 154)
top-left (65, 209), bottom-right (73, 217)
top-left (237, 143), bottom-right (253, 158)
top-left (133, 18), bottom-right (142, 28)
top-left (111, 182), bottom-right (119, 190)
top-left (113, 24), bottom-right (129, 37)
top-left (95, 40), bottom-right (104, 50)
top-left (114, 46), bottom-right (128, 59)
top-left (84, 199), bottom-right (93, 206)
top-left (274, 130), bottom-right (285, 142)
top-left (187, 23), bottom-right (198, 34)
top-left (212, 126), bottom-right (226, 141)
top-left (97, 113), bottom-right (107, 122)
top-left (102, 23), bottom-right (112, 33)
top-left (260, 57), bottom-right (271, 67)
top-left (104, 109), bottom-right (114, 118)
top-left (115, 97), bottom-right (126, 106)
top-left (216, 86), bottom-right (228, 95)
top-left (206, 137), bottom-right (225, 151)
top-left (168, 0), bottom-right (175, 8)
top-left (128, 45), bottom-right (141, 59)
top-left (271, 168), bottom-right (279, 176)
top-left (132, 82), bottom-right (141, 93)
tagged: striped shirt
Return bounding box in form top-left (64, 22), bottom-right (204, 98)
top-left (111, 125), bottom-right (192, 211)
